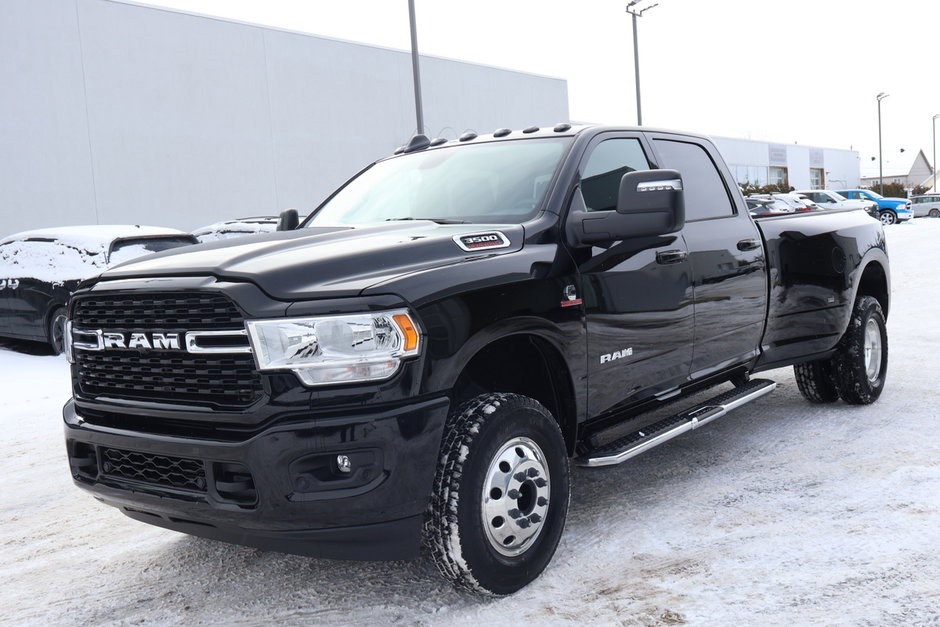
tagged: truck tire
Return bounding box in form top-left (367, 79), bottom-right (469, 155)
top-left (929, 209), bottom-right (940, 218)
top-left (831, 296), bottom-right (888, 405)
top-left (425, 393), bottom-right (569, 595)
top-left (879, 211), bottom-right (897, 225)
top-left (793, 359), bottom-right (840, 403)
top-left (47, 307), bottom-right (67, 355)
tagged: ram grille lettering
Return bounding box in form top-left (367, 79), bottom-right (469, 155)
top-left (80, 331), bottom-right (182, 351)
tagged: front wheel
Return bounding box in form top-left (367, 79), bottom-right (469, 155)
top-left (47, 308), bottom-right (67, 355)
top-left (425, 393), bottom-right (569, 595)
top-left (929, 208), bottom-right (940, 218)
top-left (831, 296), bottom-right (888, 404)
top-left (879, 210), bottom-right (897, 225)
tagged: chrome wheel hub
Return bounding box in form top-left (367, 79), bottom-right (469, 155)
top-left (481, 436), bottom-right (551, 557)
top-left (863, 318), bottom-right (883, 383)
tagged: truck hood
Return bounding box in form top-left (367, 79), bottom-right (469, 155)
top-left (98, 221), bottom-right (524, 300)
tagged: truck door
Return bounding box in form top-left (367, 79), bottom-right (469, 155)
top-left (569, 134), bottom-right (694, 417)
top-left (650, 136), bottom-right (767, 377)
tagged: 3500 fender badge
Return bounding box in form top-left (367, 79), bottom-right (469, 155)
top-left (453, 232), bottom-right (511, 252)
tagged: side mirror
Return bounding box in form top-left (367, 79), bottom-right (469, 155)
top-left (277, 208), bottom-right (299, 231)
top-left (569, 169), bottom-right (684, 246)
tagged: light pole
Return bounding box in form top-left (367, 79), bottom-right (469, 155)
top-left (876, 93), bottom-right (888, 194)
top-left (408, 0), bottom-right (424, 135)
top-left (933, 114), bottom-right (939, 192)
top-left (626, 1), bottom-right (659, 126)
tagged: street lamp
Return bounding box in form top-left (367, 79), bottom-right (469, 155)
top-left (626, 1), bottom-right (659, 126)
top-left (876, 92), bottom-right (888, 194)
top-left (933, 114), bottom-right (939, 192)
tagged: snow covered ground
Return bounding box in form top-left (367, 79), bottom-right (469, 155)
top-left (2, 220), bottom-right (939, 625)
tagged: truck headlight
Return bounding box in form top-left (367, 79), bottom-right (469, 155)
top-left (245, 310), bottom-right (420, 386)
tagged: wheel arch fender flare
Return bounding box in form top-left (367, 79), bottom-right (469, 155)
top-left (422, 315), bottom-right (584, 455)
top-left (850, 247), bottom-right (891, 320)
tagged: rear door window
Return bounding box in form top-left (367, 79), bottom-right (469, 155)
top-left (653, 139), bottom-right (734, 220)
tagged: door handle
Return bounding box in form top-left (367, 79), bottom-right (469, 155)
top-left (737, 238), bottom-right (761, 251)
top-left (656, 249), bottom-right (687, 264)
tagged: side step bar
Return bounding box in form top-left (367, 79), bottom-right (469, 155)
top-left (577, 378), bottom-right (777, 468)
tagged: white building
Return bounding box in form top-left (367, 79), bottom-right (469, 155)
top-left (0, 0), bottom-right (569, 235)
top-left (713, 137), bottom-right (860, 191)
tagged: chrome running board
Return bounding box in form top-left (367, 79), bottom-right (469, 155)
top-left (577, 379), bottom-right (777, 468)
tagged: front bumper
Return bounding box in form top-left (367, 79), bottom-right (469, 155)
top-left (64, 396), bottom-right (450, 560)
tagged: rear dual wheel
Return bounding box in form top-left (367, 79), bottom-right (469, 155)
top-left (794, 296), bottom-right (887, 405)
top-left (425, 393), bottom-right (569, 595)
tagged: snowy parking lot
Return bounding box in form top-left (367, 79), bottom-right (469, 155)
top-left (3, 220), bottom-right (940, 625)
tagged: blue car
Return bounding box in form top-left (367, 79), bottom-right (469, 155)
top-left (836, 189), bottom-right (913, 225)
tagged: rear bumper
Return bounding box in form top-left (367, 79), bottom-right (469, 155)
top-left (64, 396), bottom-right (450, 560)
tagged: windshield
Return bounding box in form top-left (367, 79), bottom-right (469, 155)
top-left (830, 192), bottom-right (848, 201)
top-left (305, 138), bottom-right (571, 226)
top-left (865, 190), bottom-right (884, 199)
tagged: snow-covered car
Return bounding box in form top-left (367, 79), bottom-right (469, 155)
top-left (794, 190), bottom-right (880, 220)
top-left (749, 193), bottom-right (815, 212)
top-left (191, 216), bottom-right (279, 243)
top-left (0, 225), bottom-right (196, 353)
top-left (746, 196), bottom-right (794, 216)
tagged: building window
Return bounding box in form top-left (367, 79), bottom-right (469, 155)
top-left (810, 168), bottom-right (824, 189)
top-left (769, 166), bottom-right (789, 188)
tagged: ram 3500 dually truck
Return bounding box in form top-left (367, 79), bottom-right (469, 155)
top-left (63, 125), bottom-right (889, 595)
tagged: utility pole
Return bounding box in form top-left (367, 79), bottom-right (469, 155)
top-left (876, 92), bottom-right (888, 194)
top-left (933, 114), bottom-right (939, 192)
top-left (408, 0), bottom-right (424, 135)
top-left (626, 1), bottom-right (659, 126)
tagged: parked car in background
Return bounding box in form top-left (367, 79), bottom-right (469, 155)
top-left (794, 190), bottom-right (879, 219)
top-left (0, 226), bottom-right (196, 353)
top-left (191, 216), bottom-right (279, 243)
top-left (746, 195), bottom-right (795, 216)
top-left (906, 194), bottom-right (940, 218)
top-left (751, 193), bottom-right (817, 212)
top-left (836, 189), bottom-right (913, 225)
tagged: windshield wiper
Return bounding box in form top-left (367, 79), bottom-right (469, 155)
top-left (385, 217), bottom-right (470, 224)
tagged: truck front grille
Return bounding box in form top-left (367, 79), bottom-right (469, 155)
top-left (75, 351), bottom-right (262, 406)
top-left (101, 447), bottom-right (207, 492)
top-left (71, 292), bottom-right (263, 409)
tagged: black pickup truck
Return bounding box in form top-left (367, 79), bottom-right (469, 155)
top-left (63, 125), bottom-right (889, 595)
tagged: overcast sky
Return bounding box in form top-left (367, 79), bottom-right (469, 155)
top-left (137, 0), bottom-right (938, 177)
